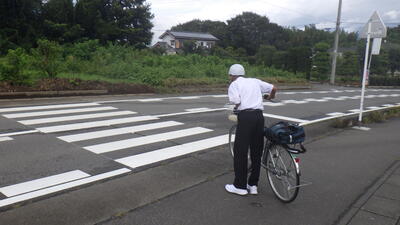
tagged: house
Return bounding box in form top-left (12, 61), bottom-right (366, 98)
top-left (156, 30), bottom-right (219, 50)
top-left (151, 41), bottom-right (177, 55)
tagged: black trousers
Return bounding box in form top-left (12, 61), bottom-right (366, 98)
top-left (233, 110), bottom-right (264, 189)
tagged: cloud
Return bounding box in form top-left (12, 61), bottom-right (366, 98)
top-left (383, 10), bottom-right (400, 20)
top-left (147, 0), bottom-right (400, 44)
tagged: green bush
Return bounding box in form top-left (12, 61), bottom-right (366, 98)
top-left (369, 75), bottom-right (400, 86)
top-left (32, 39), bottom-right (63, 78)
top-left (1, 40), bottom-right (307, 89)
top-left (0, 48), bottom-right (30, 85)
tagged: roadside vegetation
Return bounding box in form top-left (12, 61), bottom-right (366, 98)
top-left (1, 1), bottom-right (400, 93)
top-left (331, 106), bottom-right (400, 128)
top-left (0, 40), bottom-right (306, 93)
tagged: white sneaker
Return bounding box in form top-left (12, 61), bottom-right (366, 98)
top-left (225, 184), bottom-right (248, 196)
top-left (247, 184), bottom-right (258, 195)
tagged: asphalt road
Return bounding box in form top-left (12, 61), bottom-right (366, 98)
top-left (0, 85), bottom-right (399, 225)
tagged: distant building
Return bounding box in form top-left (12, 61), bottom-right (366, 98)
top-left (151, 41), bottom-right (177, 55)
top-left (155, 30), bottom-right (219, 50)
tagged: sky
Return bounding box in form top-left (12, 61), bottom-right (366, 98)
top-left (147, 0), bottom-right (400, 44)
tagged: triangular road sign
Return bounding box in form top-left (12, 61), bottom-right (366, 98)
top-left (359, 11), bottom-right (387, 38)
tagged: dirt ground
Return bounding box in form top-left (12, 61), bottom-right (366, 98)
top-left (0, 78), bottom-right (155, 94)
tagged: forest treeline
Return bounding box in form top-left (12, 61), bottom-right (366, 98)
top-left (1, 0), bottom-right (400, 89)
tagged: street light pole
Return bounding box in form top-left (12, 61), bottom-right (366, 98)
top-left (330, 0), bottom-right (342, 85)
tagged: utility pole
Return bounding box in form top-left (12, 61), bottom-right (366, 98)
top-left (330, 0), bottom-right (342, 85)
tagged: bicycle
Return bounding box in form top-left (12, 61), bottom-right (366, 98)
top-left (226, 103), bottom-right (308, 203)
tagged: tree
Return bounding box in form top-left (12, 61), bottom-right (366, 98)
top-left (0, 0), bottom-right (43, 52)
top-left (311, 42), bottom-right (330, 80)
top-left (286, 46), bottom-right (311, 74)
top-left (42, 0), bottom-right (83, 43)
top-left (272, 51), bottom-right (288, 70)
top-left (226, 12), bottom-right (287, 55)
top-left (255, 45), bottom-right (276, 67)
top-left (337, 51), bottom-right (360, 76)
top-left (388, 46), bottom-right (400, 75)
top-left (75, 0), bottom-right (154, 47)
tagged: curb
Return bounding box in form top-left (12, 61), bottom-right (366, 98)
top-left (0, 85), bottom-right (311, 100)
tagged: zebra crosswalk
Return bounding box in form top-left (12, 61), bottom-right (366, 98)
top-left (0, 102), bottom-right (230, 208)
top-left (0, 102), bottom-right (229, 170)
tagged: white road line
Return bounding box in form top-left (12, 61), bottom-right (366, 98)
top-left (382, 104), bottom-right (395, 107)
top-left (115, 134), bottom-right (228, 169)
top-left (19, 111), bottom-right (137, 125)
top-left (281, 100), bottom-right (308, 104)
top-left (185, 108), bottom-right (210, 112)
top-left (0, 130), bottom-right (39, 137)
top-left (0, 170), bottom-right (90, 197)
top-left (37, 116), bottom-right (158, 133)
top-left (3, 107), bottom-right (116, 119)
top-left (301, 104), bottom-right (400, 126)
top-left (326, 112), bottom-right (346, 116)
top-left (154, 108), bottom-right (226, 118)
top-left (58, 121), bottom-right (183, 142)
top-left (0, 137), bottom-right (13, 142)
top-left (263, 102), bottom-right (285, 106)
top-left (0, 103), bottom-right (100, 113)
top-left (263, 113), bottom-right (309, 123)
top-left (0, 168), bottom-right (130, 208)
top-left (212, 95), bottom-right (228, 98)
top-left (84, 127), bottom-right (212, 154)
top-left (322, 97), bottom-right (336, 100)
top-left (303, 98), bottom-right (328, 102)
top-left (366, 106), bottom-right (382, 110)
top-left (138, 98), bottom-right (162, 102)
top-left (179, 96), bottom-right (200, 99)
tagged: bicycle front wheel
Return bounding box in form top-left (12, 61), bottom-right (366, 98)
top-left (228, 125), bottom-right (236, 157)
top-left (265, 144), bottom-right (299, 203)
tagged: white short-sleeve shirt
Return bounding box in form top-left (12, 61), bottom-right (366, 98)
top-left (228, 77), bottom-right (274, 111)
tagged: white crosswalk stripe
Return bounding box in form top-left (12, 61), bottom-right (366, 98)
top-left (58, 121), bottom-right (183, 142)
top-left (37, 116), bottom-right (159, 133)
top-left (0, 103), bottom-right (100, 113)
top-left (3, 106), bottom-right (116, 119)
top-left (115, 134), bottom-right (229, 169)
top-left (18, 111), bottom-right (137, 125)
top-left (0, 137), bottom-right (13, 142)
top-left (0, 170), bottom-right (90, 197)
top-left (84, 127), bottom-right (212, 154)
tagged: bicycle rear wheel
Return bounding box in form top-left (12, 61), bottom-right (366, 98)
top-left (265, 144), bottom-right (299, 203)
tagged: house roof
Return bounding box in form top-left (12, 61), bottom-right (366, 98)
top-left (159, 31), bottom-right (219, 41)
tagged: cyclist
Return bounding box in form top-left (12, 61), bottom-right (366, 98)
top-left (225, 64), bottom-right (276, 196)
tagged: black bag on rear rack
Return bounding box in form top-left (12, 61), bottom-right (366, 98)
top-left (264, 121), bottom-right (305, 145)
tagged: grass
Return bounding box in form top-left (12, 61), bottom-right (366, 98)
top-left (331, 106), bottom-right (400, 128)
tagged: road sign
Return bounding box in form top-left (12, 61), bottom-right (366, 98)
top-left (371, 38), bottom-right (382, 55)
top-left (359, 11), bottom-right (387, 39)
top-left (358, 11), bottom-right (387, 124)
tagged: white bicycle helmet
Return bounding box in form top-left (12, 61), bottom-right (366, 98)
top-left (228, 64), bottom-right (245, 76)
